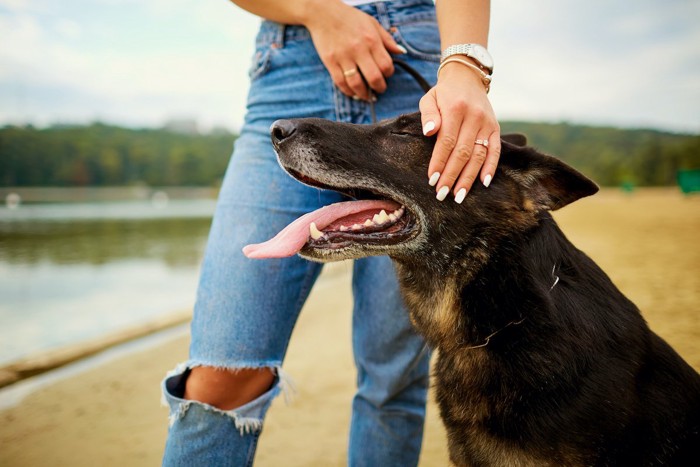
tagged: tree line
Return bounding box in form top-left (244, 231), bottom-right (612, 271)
top-left (1, 121), bottom-right (698, 187)
top-left (0, 123), bottom-right (235, 187)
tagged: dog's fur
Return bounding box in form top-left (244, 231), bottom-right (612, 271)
top-left (269, 112), bottom-right (700, 466)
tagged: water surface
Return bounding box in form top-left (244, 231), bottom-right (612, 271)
top-left (0, 200), bottom-right (215, 365)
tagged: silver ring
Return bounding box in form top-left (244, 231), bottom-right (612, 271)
top-left (343, 68), bottom-right (358, 77)
top-left (474, 139), bottom-right (489, 148)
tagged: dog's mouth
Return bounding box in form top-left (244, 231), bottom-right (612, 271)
top-left (242, 170), bottom-right (418, 260)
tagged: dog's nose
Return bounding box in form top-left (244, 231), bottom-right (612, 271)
top-left (271, 119), bottom-right (297, 145)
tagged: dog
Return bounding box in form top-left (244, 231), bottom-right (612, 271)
top-left (243, 112), bottom-right (700, 466)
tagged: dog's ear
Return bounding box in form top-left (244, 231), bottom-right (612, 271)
top-left (501, 133), bottom-right (527, 147)
top-left (499, 144), bottom-right (599, 211)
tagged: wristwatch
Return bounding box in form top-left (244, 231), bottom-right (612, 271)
top-left (441, 44), bottom-right (494, 74)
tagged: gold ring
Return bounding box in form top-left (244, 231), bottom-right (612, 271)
top-left (343, 68), bottom-right (358, 77)
top-left (474, 139), bottom-right (489, 147)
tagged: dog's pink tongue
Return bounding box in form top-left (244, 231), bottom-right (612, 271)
top-left (243, 199), bottom-right (399, 259)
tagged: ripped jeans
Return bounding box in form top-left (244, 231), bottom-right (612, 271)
top-left (162, 1), bottom-right (440, 465)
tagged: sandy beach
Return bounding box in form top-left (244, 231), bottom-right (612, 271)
top-left (1, 188), bottom-right (699, 466)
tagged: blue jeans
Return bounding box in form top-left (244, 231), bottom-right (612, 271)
top-left (162, 1), bottom-right (440, 465)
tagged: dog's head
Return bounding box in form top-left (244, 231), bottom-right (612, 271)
top-left (243, 112), bottom-right (598, 267)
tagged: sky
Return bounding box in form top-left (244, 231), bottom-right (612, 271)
top-left (0, 0), bottom-right (698, 133)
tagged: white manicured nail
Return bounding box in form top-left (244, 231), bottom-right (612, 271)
top-left (455, 188), bottom-right (467, 204)
top-left (423, 121), bottom-right (435, 135)
top-left (428, 171), bottom-right (440, 186)
top-left (396, 45), bottom-right (408, 54)
top-left (483, 174), bottom-right (492, 187)
top-left (436, 186), bottom-right (449, 201)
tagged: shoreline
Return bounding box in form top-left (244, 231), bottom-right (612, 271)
top-left (0, 310), bottom-right (191, 389)
top-left (0, 261), bottom-right (353, 391)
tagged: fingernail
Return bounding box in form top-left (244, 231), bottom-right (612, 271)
top-left (484, 174), bottom-right (492, 187)
top-left (370, 95), bottom-right (377, 103)
top-left (396, 45), bottom-right (408, 54)
top-left (428, 171), bottom-right (440, 186)
top-left (423, 121), bottom-right (435, 135)
top-left (436, 186), bottom-right (449, 201)
top-left (352, 95), bottom-right (360, 101)
top-left (455, 188), bottom-right (467, 204)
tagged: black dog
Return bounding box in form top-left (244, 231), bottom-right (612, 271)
top-left (244, 112), bottom-right (700, 466)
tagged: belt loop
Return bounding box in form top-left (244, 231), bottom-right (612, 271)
top-left (273, 23), bottom-right (286, 49)
top-left (375, 1), bottom-right (391, 30)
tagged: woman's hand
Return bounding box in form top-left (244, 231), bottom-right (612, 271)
top-left (303, 2), bottom-right (406, 101)
top-left (419, 62), bottom-right (500, 203)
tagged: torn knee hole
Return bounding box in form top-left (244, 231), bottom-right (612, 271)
top-left (162, 364), bottom-right (295, 434)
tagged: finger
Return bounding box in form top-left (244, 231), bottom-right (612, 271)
top-left (340, 62), bottom-right (369, 100)
top-left (435, 123), bottom-right (479, 199)
top-left (479, 132), bottom-right (501, 188)
top-left (357, 54), bottom-right (387, 94)
top-left (419, 89), bottom-right (442, 151)
top-left (428, 111), bottom-right (463, 192)
top-left (377, 23), bottom-right (406, 55)
top-left (453, 138), bottom-right (489, 202)
top-left (369, 40), bottom-right (395, 79)
top-left (328, 65), bottom-right (356, 98)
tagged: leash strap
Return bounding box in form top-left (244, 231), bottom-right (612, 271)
top-left (367, 58), bottom-right (432, 123)
top-left (392, 58), bottom-right (432, 93)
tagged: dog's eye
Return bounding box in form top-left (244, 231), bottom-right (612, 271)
top-left (391, 130), bottom-right (422, 138)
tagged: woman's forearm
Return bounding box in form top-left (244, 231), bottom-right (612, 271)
top-left (228, 0), bottom-right (342, 26)
top-left (436, 0), bottom-right (490, 48)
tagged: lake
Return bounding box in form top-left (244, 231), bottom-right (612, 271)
top-left (0, 198), bottom-right (215, 366)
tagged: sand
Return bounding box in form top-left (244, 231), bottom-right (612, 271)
top-left (1, 188), bottom-right (698, 466)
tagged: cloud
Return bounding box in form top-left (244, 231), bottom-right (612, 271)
top-left (0, 0), bottom-right (259, 129)
top-left (0, 0), bottom-right (698, 132)
top-left (489, 0), bottom-right (700, 131)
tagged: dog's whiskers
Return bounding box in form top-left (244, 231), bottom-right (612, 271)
top-left (550, 264), bottom-right (560, 291)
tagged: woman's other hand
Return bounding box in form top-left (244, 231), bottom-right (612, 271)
top-left (303, 1), bottom-right (406, 101)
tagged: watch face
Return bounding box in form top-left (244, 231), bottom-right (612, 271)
top-left (472, 44), bottom-right (494, 70)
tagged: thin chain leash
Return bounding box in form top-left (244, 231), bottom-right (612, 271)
top-left (367, 58), bottom-right (433, 124)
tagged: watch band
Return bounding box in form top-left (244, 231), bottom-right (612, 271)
top-left (441, 44), bottom-right (493, 73)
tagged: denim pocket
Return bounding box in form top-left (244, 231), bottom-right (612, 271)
top-left (394, 22), bottom-right (441, 62)
top-left (248, 47), bottom-right (273, 81)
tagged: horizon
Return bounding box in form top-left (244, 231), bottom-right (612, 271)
top-left (2, 116), bottom-right (697, 136)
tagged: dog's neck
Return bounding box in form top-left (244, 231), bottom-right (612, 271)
top-left (395, 213), bottom-right (630, 353)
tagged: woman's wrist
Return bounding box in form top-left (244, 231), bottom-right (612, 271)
top-left (437, 60), bottom-right (490, 94)
top-left (299, 0), bottom-right (346, 30)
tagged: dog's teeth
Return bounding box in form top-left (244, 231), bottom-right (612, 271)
top-left (352, 224), bottom-right (362, 230)
top-left (388, 213), bottom-right (397, 222)
top-left (339, 225), bottom-right (348, 232)
top-left (372, 210), bottom-right (389, 225)
top-left (363, 219), bottom-right (374, 227)
top-left (309, 222), bottom-right (323, 240)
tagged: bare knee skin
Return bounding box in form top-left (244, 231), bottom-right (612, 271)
top-left (184, 367), bottom-right (275, 411)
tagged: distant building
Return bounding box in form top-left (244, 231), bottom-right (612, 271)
top-left (163, 118), bottom-right (199, 135)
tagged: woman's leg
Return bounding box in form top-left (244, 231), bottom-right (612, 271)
top-left (162, 121), bottom-right (340, 466)
top-left (347, 3), bottom-right (441, 465)
top-left (162, 22), bottom-right (342, 466)
top-left (349, 256), bottom-right (431, 467)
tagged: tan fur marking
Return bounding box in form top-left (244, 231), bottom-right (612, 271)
top-left (432, 281), bottom-right (459, 341)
